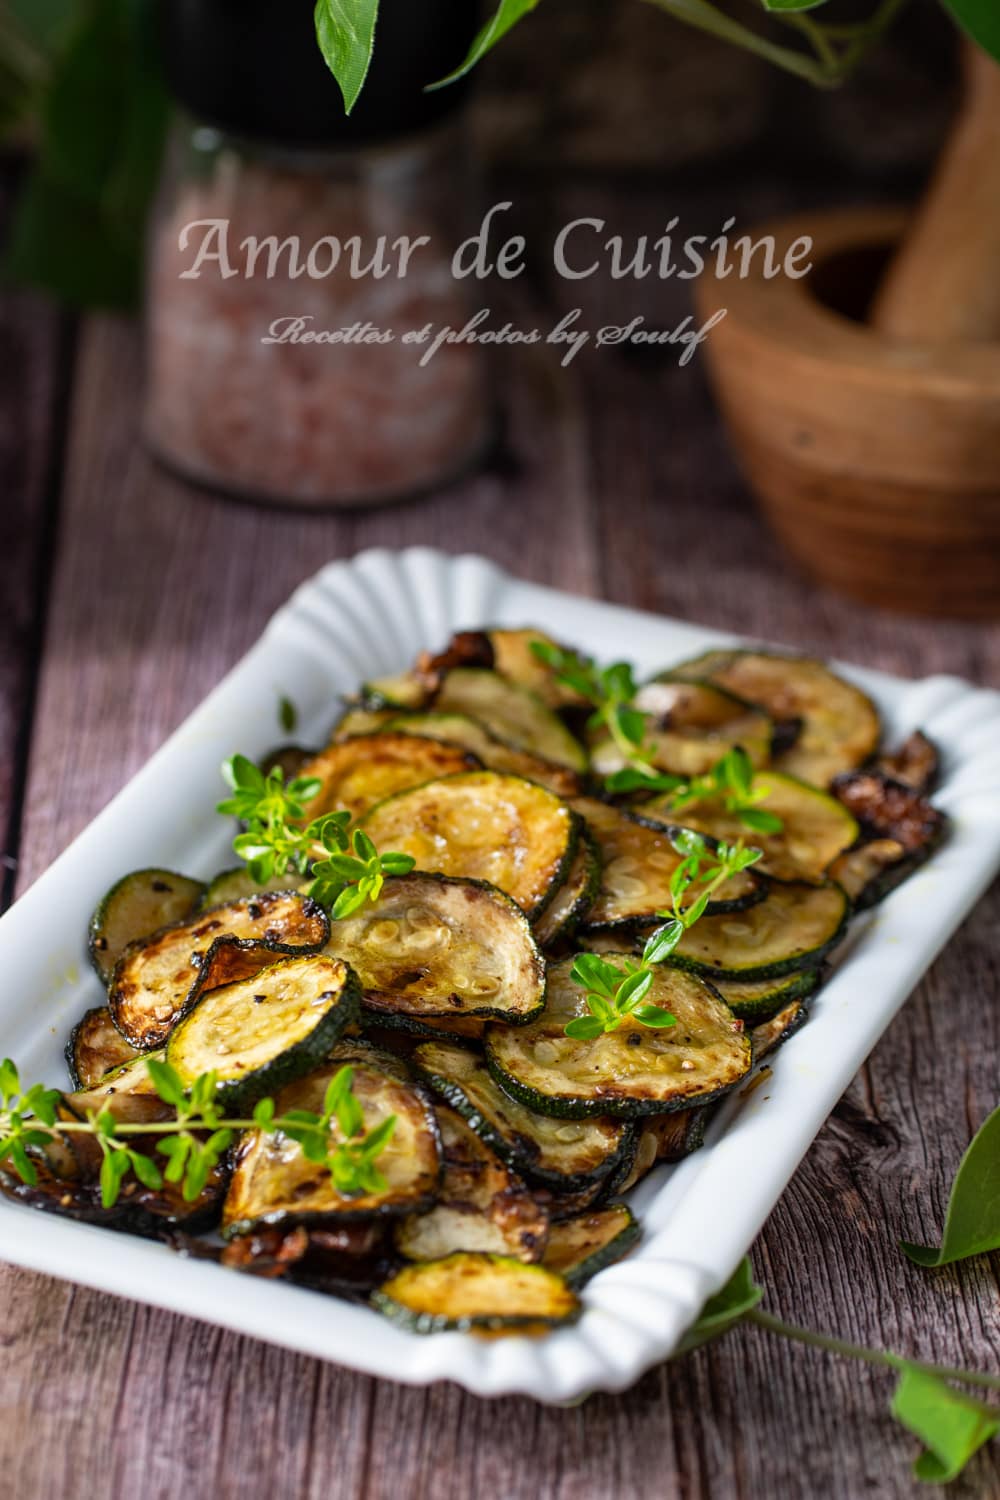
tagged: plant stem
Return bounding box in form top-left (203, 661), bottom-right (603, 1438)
top-left (642, 0), bottom-right (839, 86)
top-left (746, 1308), bottom-right (1000, 1395)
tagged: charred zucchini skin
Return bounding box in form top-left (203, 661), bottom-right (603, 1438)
top-left (199, 869), bottom-right (307, 910)
top-left (714, 967), bottom-right (824, 1023)
top-left (88, 869), bottom-right (206, 984)
top-left (413, 1043), bottom-right (638, 1194)
top-left (371, 1252), bottom-right (580, 1334)
top-left (534, 830), bottom-right (602, 951)
top-left (750, 997), bottom-right (811, 1061)
top-left (165, 956), bottom-right (362, 1112)
top-left (667, 880), bottom-right (850, 981)
top-left (543, 1205), bottom-right (641, 1288)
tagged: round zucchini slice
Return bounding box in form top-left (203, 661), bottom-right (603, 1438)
top-left (296, 732), bottom-right (478, 823)
top-left (360, 771), bottom-right (579, 920)
top-left (486, 628), bottom-right (590, 710)
top-left (486, 957), bottom-right (751, 1119)
top-left (533, 830), bottom-right (602, 950)
top-left (66, 1005), bottom-right (141, 1089)
top-left (222, 1057), bottom-right (441, 1237)
top-left (372, 1252), bottom-right (580, 1335)
top-left (88, 869), bottom-right (206, 984)
top-left (433, 669), bottom-right (587, 772)
top-left (325, 873), bottom-right (545, 1025)
top-left (69, 1049), bottom-right (166, 1107)
top-left (750, 998), bottom-right (810, 1061)
top-left (199, 868), bottom-right (308, 910)
top-left (590, 679), bottom-right (773, 778)
top-left (384, 712), bottom-right (582, 798)
top-left (165, 954), bottom-right (360, 1109)
top-left (542, 1205), bottom-right (640, 1287)
top-left (333, 707), bottom-right (397, 740)
top-left (393, 1105), bottom-right (549, 1264)
top-left (669, 648), bottom-right (881, 787)
top-left (713, 967), bottom-right (824, 1022)
top-left (574, 797), bottom-right (763, 930)
top-left (641, 770), bottom-right (859, 884)
top-left (413, 1040), bottom-right (636, 1193)
top-left (612, 1108), bottom-right (707, 1194)
top-left (109, 891), bottom-right (330, 1049)
top-left (358, 672), bottom-right (429, 711)
top-left (670, 880), bottom-right (849, 980)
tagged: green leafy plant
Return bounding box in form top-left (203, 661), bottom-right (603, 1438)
top-left (0, 1056), bottom-right (396, 1208)
top-left (565, 830), bottom-right (762, 1037)
top-left (900, 1102), bottom-right (1000, 1267)
top-left (217, 752), bottom-right (415, 915)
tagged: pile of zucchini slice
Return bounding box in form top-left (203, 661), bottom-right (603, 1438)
top-left (5, 626), bottom-right (947, 1338)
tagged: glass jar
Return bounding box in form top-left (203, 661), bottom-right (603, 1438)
top-left (144, 116), bottom-right (491, 508)
top-left (144, 0), bottom-right (489, 509)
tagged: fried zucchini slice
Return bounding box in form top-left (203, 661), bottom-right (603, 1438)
top-left (385, 712), bottom-right (582, 797)
top-left (296, 732), bottom-right (478, 823)
top-left (486, 957), bottom-right (751, 1119)
top-left (360, 771), bottom-right (578, 919)
top-left (66, 1005), bottom-right (141, 1089)
top-left (109, 891), bottom-right (330, 1048)
top-left (574, 797), bottom-right (763, 930)
top-left (534, 831), bottom-right (602, 950)
top-left (165, 954), bottom-right (360, 1108)
top-left (200, 868), bottom-right (308, 910)
top-left (713, 967), bottom-right (823, 1022)
top-left (372, 1252), bottom-right (580, 1335)
top-left (325, 873), bottom-right (544, 1026)
top-left (669, 880), bottom-right (849, 980)
top-left (642, 771), bottom-right (859, 885)
top-left (69, 1049), bottom-right (165, 1104)
top-left (542, 1205), bottom-right (640, 1287)
top-left (89, 869), bottom-right (206, 984)
top-left (750, 998), bottom-right (810, 1060)
top-left (874, 730), bottom-right (939, 795)
top-left (413, 1041), bottom-right (636, 1193)
top-left (612, 1108), bottom-right (707, 1194)
top-left (394, 1105), bottom-right (549, 1263)
top-left (222, 1058), bottom-right (440, 1237)
top-left (669, 648), bottom-right (880, 787)
top-left (333, 707), bottom-right (398, 740)
top-left (590, 679), bottom-right (773, 778)
top-left (421, 627), bottom-right (587, 709)
top-left (358, 673), bottom-right (429, 710)
top-left (434, 669), bottom-right (587, 771)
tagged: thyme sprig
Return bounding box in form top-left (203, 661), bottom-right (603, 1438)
top-left (566, 831), bottom-right (762, 1038)
top-left (217, 753), bottom-right (414, 916)
top-left (0, 1058), bottom-right (396, 1209)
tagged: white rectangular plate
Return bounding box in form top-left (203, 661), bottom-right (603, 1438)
top-left (1, 547), bottom-right (998, 1402)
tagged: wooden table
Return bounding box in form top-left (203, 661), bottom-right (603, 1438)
top-left (0, 154), bottom-right (997, 1499)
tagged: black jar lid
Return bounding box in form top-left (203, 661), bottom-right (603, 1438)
top-left (159, 0), bottom-right (480, 148)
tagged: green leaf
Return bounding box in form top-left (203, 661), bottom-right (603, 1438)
top-left (901, 1104), bottom-right (1000, 1267)
top-left (564, 1015), bottom-right (606, 1040)
top-left (569, 952), bottom-right (623, 1001)
top-left (675, 1257), bottom-right (763, 1355)
top-left (891, 1367), bottom-right (999, 1483)
top-left (643, 919), bottom-right (684, 965)
top-left (253, 1098), bottom-right (276, 1129)
top-left (760, 0), bottom-right (829, 8)
top-left (739, 807), bottom-right (784, 834)
top-left (380, 852), bottom-right (416, 876)
top-left (8, 1141), bottom-right (37, 1186)
top-left (632, 1004), bottom-right (677, 1028)
top-left (128, 1151), bottom-right (163, 1191)
top-left (99, 1149), bottom-right (130, 1207)
top-left (314, 0), bottom-right (380, 114)
top-left (617, 707), bottom-right (648, 748)
top-left (145, 1057), bottom-right (187, 1109)
top-left (617, 969), bottom-right (654, 1012)
top-left (278, 695), bottom-right (298, 734)
top-left (428, 0), bottom-right (541, 88)
top-left (0, 1059), bottom-right (20, 1105)
top-left (331, 884), bottom-right (368, 920)
top-left (21, 1083), bottom-right (60, 1127)
top-left (936, 0), bottom-right (1000, 65)
top-left (671, 829), bottom-right (708, 861)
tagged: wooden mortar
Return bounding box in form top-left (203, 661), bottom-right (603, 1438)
top-left (694, 48), bottom-right (1000, 619)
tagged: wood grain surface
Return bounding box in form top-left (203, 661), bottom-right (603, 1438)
top-left (1, 91), bottom-right (999, 1500)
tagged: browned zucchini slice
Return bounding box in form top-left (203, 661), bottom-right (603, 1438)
top-left (574, 797), bottom-right (763, 930)
top-left (88, 868), bottom-right (206, 984)
top-left (533, 830), bottom-right (602, 950)
top-left (372, 1252), bottom-right (580, 1335)
top-left (590, 679), bottom-right (773, 778)
top-left (486, 957), bottom-right (751, 1119)
top-left (421, 627), bottom-right (588, 709)
top-left (542, 1205), bottom-right (640, 1287)
top-left (413, 1040), bottom-right (636, 1193)
top-left (750, 998), bottom-right (810, 1060)
top-left (325, 873), bottom-right (544, 1025)
top-left (333, 707), bottom-right (398, 740)
top-left (68, 1049), bottom-right (165, 1105)
top-left (66, 1005), bottom-right (141, 1089)
top-left (360, 771), bottom-right (578, 919)
top-left (222, 1057), bottom-right (440, 1237)
top-left (613, 1108), bottom-right (708, 1194)
top-left (394, 1105), bottom-right (548, 1263)
top-left (669, 648), bottom-right (880, 787)
top-left (199, 868), bottom-right (308, 910)
top-left (358, 672), bottom-right (429, 710)
top-left (669, 880), bottom-right (849, 980)
top-left (165, 955), bottom-right (360, 1109)
top-left (384, 712), bottom-right (582, 797)
top-left (641, 771), bottom-right (859, 885)
top-left (296, 732), bottom-right (478, 823)
top-left (433, 669), bottom-right (587, 771)
top-left (713, 967), bottom-right (823, 1021)
top-left (873, 730), bottom-right (939, 795)
top-left (109, 891), bottom-right (330, 1049)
